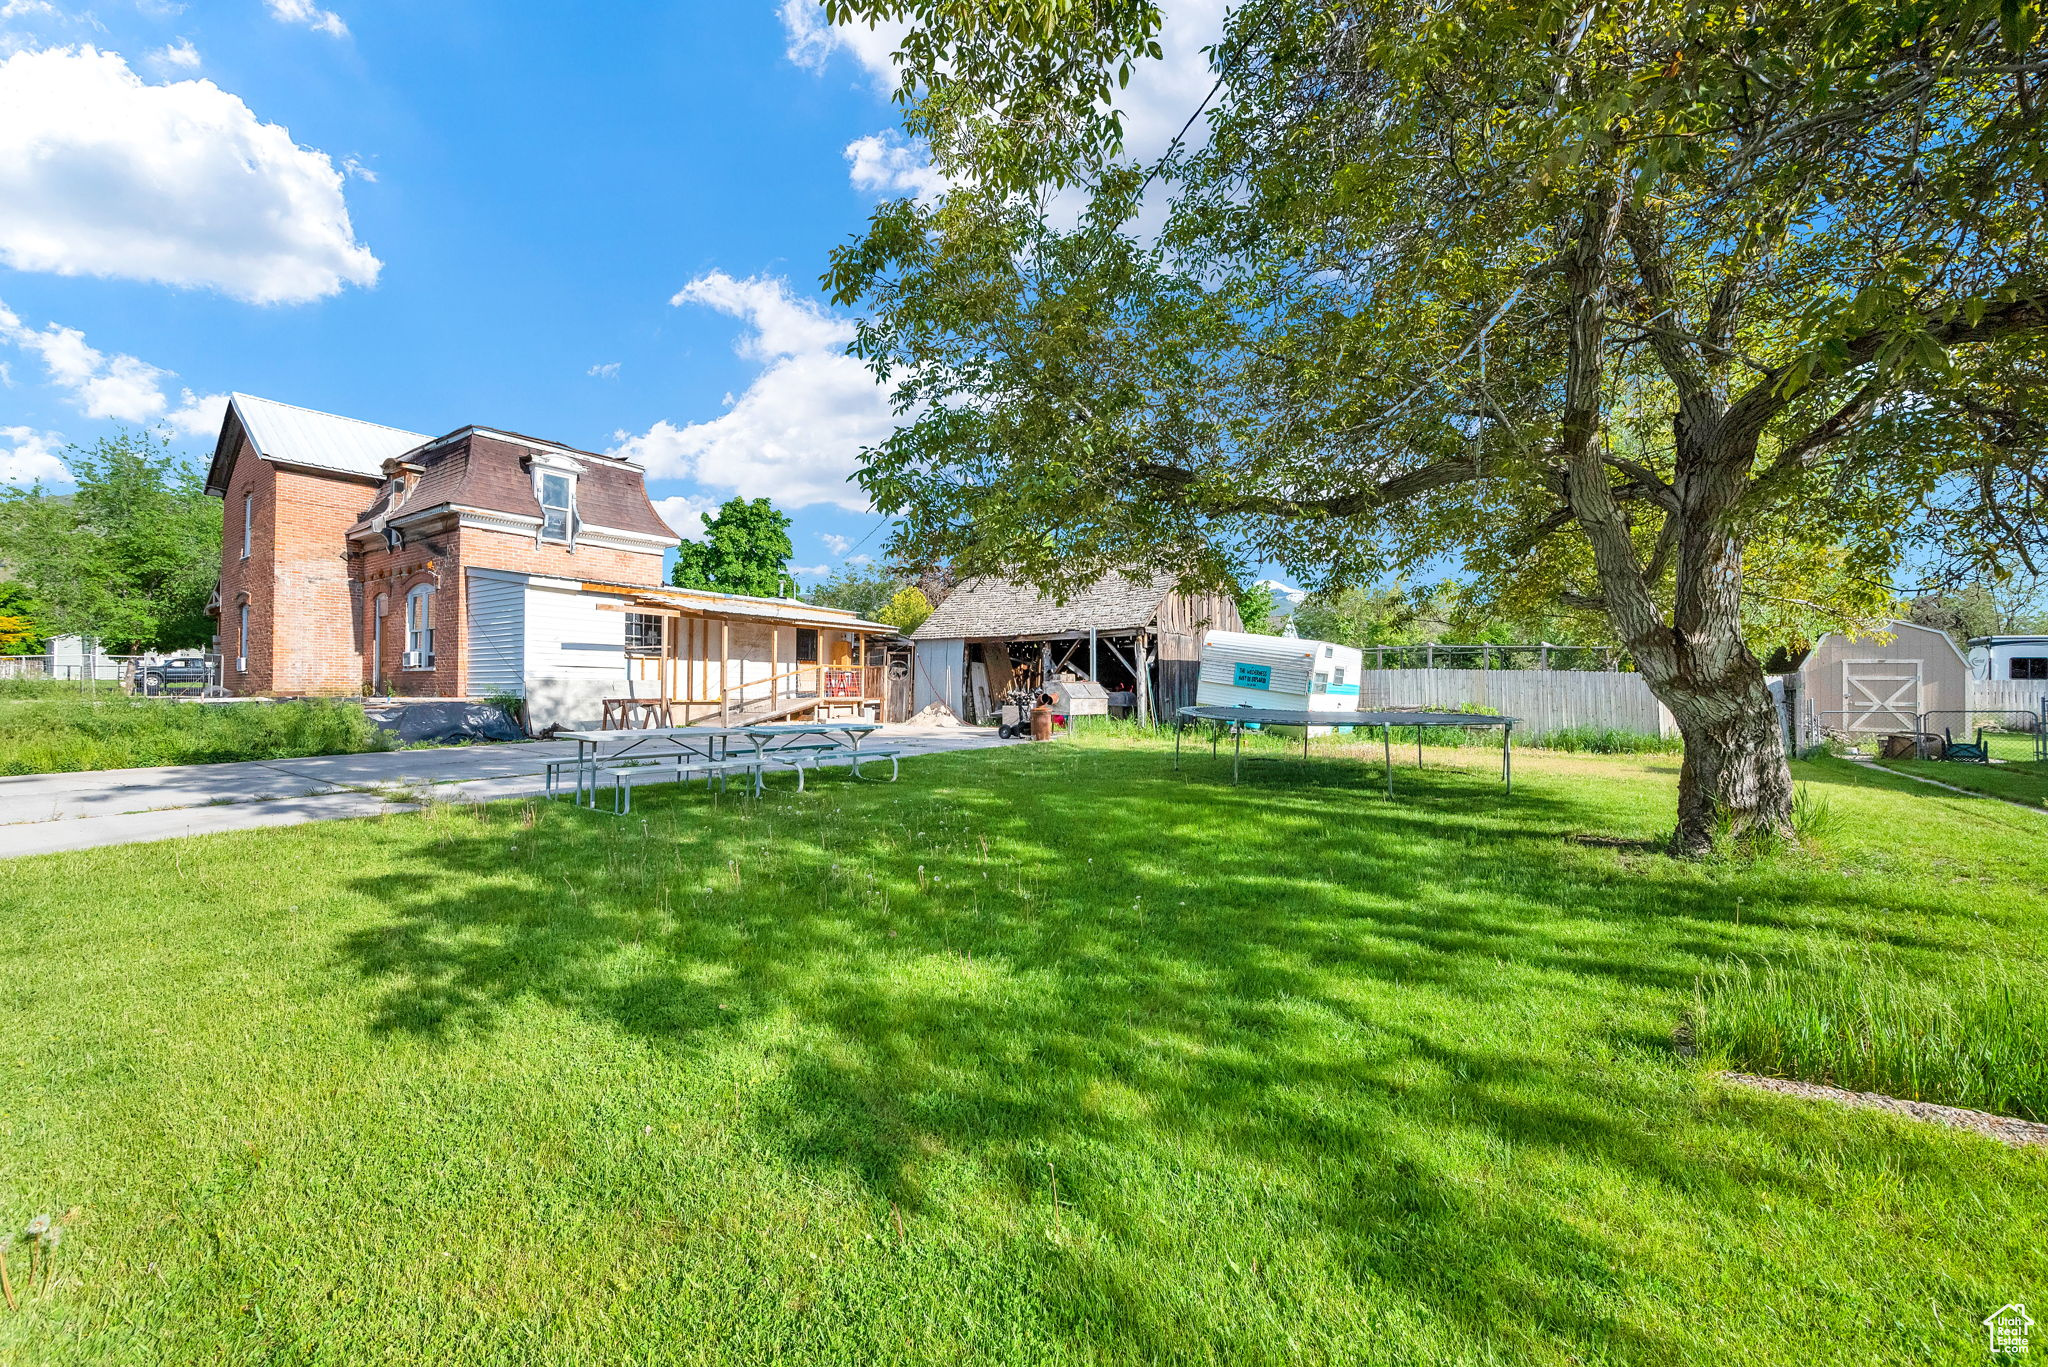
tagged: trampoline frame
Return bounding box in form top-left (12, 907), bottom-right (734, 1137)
top-left (1173, 705), bottom-right (1517, 797)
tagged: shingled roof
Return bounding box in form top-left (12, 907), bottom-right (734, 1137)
top-left (911, 573), bottom-right (1180, 640)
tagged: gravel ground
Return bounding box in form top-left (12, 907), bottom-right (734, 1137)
top-left (1720, 1071), bottom-right (2048, 1149)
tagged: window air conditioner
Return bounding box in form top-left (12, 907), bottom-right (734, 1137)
top-left (402, 650), bottom-right (432, 670)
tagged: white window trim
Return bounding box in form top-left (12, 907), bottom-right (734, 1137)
top-left (241, 492), bottom-right (252, 559)
top-left (404, 584), bottom-right (437, 670)
top-left (236, 603), bottom-right (249, 674)
top-left (528, 450), bottom-right (584, 549)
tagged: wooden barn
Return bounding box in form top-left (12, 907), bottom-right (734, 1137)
top-left (908, 573), bottom-right (1242, 723)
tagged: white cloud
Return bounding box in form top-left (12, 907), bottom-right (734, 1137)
top-left (779, 0), bottom-right (903, 89)
top-left (0, 311), bottom-right (170, 422)
top-left (0, 297), bottom-right (220, 429)
top-left (164, 388), bottom-right (227, 437)
top-left (587, 361), bottom-right (621, 379)
top-left (0, 0), bottom-right (61, 19)
top-left (147, 38), bottom-right (200, 72)
top-left (0, 46), bottom-right (380, 304)
top-left (819, 532), bottom-right (852, 555)
top-left (790, 564), bottom-right (830, 578)
top-left (845, 131), bottom-right (946, 198)
top-left (669, 270), bottom-right (853, 360)
top-left (845, 552), bottom-right (872, 565)
top-left (0, 425), bottom-right (69, 485)
top-left (651, 494), bottom-right (720, 541)
top-left (265, 0), bottom-right (347, 38)
top-left (341, 154), bottom-right (376, 182)
top-left (611, 272), bottom-right (896, 512)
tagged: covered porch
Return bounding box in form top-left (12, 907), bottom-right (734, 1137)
top-left (593, 582), bottom-right (896, 727)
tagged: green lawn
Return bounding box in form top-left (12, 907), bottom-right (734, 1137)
top-left (0, 696), bottom-right (393, 775)
top-left (3, 736), bottom-right (2046, 1364)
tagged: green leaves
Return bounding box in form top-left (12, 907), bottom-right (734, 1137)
top-left (0, 431), bottom-right (221, 653)
top-left (668, 497), bottom-right (799, 599)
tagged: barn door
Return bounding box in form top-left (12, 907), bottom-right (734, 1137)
top-left (1841, 659), bottom-right (1921, 732)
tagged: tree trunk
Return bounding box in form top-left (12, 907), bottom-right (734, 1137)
top-left (1636, 642), bottom-right (1795, 855)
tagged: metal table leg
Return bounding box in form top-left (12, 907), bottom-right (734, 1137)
top-left (1233, 724), bottom-right (1243, 785)
top-left (1504, 721), bottom-right (1513, 794)
top-left (1383, 724), bottom-right (1393, 798)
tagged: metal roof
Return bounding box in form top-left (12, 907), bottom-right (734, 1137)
top-left (576, 577), bottom-right (897, 633)
top-left (224, 392), bottom-right (429, 482)
top-left (910, 572), bottom-right (1179, 640)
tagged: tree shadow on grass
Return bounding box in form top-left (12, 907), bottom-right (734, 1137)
top-left (334, 746), bottom-right (2027, 1360)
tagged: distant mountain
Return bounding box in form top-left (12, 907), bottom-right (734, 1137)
top-left (1255, 579), bottom-right (1307, 615)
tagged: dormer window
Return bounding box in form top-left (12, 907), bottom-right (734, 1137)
top-left (539, 471), bottom-right (575, 542)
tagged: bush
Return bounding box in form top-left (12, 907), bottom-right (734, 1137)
top-left (1694, 948), bottom-right (2048, 1120)
top-left (1534, 725), bottom-right (1684, 754)
top-left (0, 697), bottom-right (395, 775)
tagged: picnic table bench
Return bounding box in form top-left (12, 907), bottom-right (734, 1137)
top-left (551, 722), bottom-right (899, 812)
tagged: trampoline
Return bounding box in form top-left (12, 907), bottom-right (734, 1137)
top-left (1175, 704), bottom-right (1518, 796)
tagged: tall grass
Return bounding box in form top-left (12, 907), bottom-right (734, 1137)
top-left (0, 677), bottom-right (95, 700)
top-left (0, 696), bottom-right (394, 775)
top-left (1695, 948), bottom-right (2048, 1120)
top-left (1536, 724), bottom-right (1685, 754)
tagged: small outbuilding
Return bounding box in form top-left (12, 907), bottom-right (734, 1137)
top-left (909, 572), bottom-right (1241, 723)
top-left (1780, 619), bottom-right (1971, 743)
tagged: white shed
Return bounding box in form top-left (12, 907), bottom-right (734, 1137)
top-left (1197, 630), bottom-right (1363, 714)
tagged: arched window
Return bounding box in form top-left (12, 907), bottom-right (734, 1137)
top-left (404, 584), bottom-right (436, 668)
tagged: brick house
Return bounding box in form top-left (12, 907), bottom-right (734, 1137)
top-left (205, 394), bottom-right (894, 730)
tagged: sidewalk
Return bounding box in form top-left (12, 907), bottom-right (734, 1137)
top-left (0, 723), bottom-right (1010, 859)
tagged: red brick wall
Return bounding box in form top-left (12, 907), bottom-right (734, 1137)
top-left (216, 444), bottom-right (379, 696)
top-left (215, 440), bottom-right (274, 693)
top-left (353, 523), bottom-right (664, 697)
top-left (271, 466), bottom-right (376, 694)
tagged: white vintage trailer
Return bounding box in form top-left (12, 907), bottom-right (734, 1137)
top-left (1196, 629), bottom-right (1363, 719)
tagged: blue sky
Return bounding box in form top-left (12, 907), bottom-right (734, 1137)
top-left (0, 0), bottom-right (1287, 592)
top-left (0, 1), bottom-right (961, 578)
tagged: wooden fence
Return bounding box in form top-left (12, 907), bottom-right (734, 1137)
top-left (1344, 669), bottom-right (2043, 745)
top-left (1970, 680), bottom-right (2048, 715)
top-left (1356, 668), bottom-right (1675, 739)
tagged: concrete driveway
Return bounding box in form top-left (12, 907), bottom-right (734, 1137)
top-left (0, 722), bottom-right (1012, 859)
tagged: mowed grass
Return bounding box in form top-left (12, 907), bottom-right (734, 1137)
top-left (3, 737), bottom-right (2047, 1364)
top-left (0, 696), bottom-right (392, 775)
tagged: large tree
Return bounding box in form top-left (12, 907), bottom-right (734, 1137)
top-left (669, 497), bottom-right (798, 598)
top-left (0, 432), bottom-right (221, 653)
top-left (823, 0), bottom-right (2048, 851)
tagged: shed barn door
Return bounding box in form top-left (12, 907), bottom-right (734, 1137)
top-left (1841, 659), bottom-right (1921, 732)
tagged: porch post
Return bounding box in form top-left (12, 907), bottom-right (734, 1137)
top-left (1088, 627), bottom-right (1097, 681)
top-left (1134, 634), bottom-right (1152, 724)
top-left (720, 619), bottom-right (730, 724)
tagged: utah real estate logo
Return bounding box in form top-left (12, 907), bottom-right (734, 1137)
top-left (1985, 1304), bottom-right (2034, 1355)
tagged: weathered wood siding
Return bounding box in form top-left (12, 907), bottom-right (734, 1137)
top-left (1152, 589), bottom-right (1241, 719)
top-left (1358, 668), bottom-right (1677, 739)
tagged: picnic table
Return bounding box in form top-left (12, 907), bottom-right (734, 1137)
top-left (550, 721), bottom-right (894, 812)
